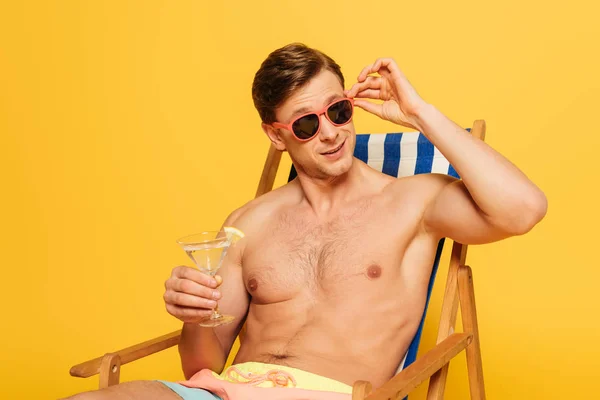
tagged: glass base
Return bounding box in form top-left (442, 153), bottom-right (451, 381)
top-left (198, 314), bottom-right (235, 328)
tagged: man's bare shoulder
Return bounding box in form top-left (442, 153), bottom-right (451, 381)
top-left (355, 158), bottom-right (457, 201)
top-left (223, 181), bottom-right (301, 235)
top-left (379, 173), bottom-right (460, 234)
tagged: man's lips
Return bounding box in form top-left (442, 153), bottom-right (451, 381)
top-left (321, 140), bottom-right (345, 155)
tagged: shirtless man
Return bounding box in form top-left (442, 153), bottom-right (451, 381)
top-left (66, 43), bottom-right (547, 399)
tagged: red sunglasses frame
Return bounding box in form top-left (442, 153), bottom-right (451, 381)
top-left (272, 98), bottom-right (355, 142)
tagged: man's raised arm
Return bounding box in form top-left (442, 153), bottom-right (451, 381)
top-left (346, 57), bottom-right (547, 244)
top-left (417, 105), bottom-right (547, 243)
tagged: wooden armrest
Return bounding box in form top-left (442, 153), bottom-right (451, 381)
top-left (364, 333), bottom-right (472, 400)
top-left (70, 329), bottom-right (182, 378)
top-left (353, 381), bottom-right (373, 400)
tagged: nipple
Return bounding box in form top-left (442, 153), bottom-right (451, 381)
top-left (248, 278), bottom-right (258, 291)
top-left (367, 265), bottom-right (382, 279)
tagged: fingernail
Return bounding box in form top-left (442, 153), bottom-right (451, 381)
top-left (212, 291), bottom-right (221, 300)
top-left (208, 300), bottom-right (217, 308)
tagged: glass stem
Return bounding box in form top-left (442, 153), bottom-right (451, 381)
top-left (212, 303), bottom-right (222, 319)
top-left (208, 270), bottom-right (222, 320)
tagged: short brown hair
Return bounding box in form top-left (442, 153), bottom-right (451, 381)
top-left (252, 43), bottom-right (345, 124)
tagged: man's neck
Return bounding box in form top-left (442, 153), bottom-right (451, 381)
top-left (294, 160), bottom-right (365, 220)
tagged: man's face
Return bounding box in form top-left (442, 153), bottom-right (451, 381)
top-left (265, 70), bottom-right (356, 180)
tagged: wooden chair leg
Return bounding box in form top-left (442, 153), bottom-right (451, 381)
top-left (427, 242), bottom-right (467, 400)
top-left (99, 353), bottom-right (121, 389)
top-left (352, 380), bottom-right (372, 400)
top-left (458, 265), bottom-right (486, 400)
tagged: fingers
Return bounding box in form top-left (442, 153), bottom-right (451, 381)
top-left (165, 276), bottom-right (221, 300)
top-left (357, 64), bottom-right (374, 82)
top-left (353, 89), bottom-right (382, 100)
top-left (164, 266), bottom-right (226, 323)
top-left (172, 265), bottom-right (218, 288)
top-left (165, 266), bottom-right (222, 304)
top-left (353, 99), bottom-right (384, 119)
top-left (164, 290), bottom-right (217, 309)
top-left (165, 303), bottom-right (214, 323)
top-left (346, 76), bottom-right (381, 98)
top-left (357, 58), bottom-right (395, 81)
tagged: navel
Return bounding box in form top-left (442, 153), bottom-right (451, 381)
top-left (248, 278), bottom-right (259, 292)
top-left (366, 264), bottom-right (382, 280)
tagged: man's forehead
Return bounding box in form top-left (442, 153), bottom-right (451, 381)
top-left (276, 70), bottom-right (344, 121)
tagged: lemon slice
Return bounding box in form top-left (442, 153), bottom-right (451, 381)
top-left (224, 226), bottom-right (245, 244)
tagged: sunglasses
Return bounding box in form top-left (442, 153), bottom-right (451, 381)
top-left (272, 98), bottom-right (354, 141)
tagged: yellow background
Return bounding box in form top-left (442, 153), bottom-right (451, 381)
top-left (1, 1), bottom-right (598, 398)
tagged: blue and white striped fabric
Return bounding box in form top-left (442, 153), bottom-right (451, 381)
top-left (355, 131), bottom-right (460, 179)
top-left (287, 131), bottom-right (463, 396)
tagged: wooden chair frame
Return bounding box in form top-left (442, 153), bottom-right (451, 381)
top-left (70, 121), bottom-right (487, 400)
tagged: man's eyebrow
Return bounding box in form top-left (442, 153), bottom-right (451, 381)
top-left (288, 93), bottom-right (344, 120)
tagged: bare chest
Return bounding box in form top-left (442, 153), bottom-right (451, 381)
top-left (242, 201), bottom-right (418, 304)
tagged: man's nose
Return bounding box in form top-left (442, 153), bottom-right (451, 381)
top-left (318, 114), bottom-right (338, 141)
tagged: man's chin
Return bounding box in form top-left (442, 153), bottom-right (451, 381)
top-left (318, 158), bottom-right (353, 179)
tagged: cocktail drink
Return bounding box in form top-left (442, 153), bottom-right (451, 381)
top-left (176, 228), bottom-right (244, 327)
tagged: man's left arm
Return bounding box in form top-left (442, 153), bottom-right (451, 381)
top-left (416, 105), bottom-right (548, 244)
top-left (346, 57), bottom-right (547, 244)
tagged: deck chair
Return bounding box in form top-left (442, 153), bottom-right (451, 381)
top-left (70, 120), bottom-right (487, 400)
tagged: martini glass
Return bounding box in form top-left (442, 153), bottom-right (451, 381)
top-left (176, 230), bottom-right (236, 327)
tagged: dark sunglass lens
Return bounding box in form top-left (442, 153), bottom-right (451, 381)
top-left (292, 114), bottom-right (319, 139)
top-left (328, 100), bottom-right (353, 124)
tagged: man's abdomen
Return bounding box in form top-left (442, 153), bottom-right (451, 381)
top-left (234, 296), bottom-right (422, 388)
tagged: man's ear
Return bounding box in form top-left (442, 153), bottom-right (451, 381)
top-left (261, 123), bottom-right (287, 151)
